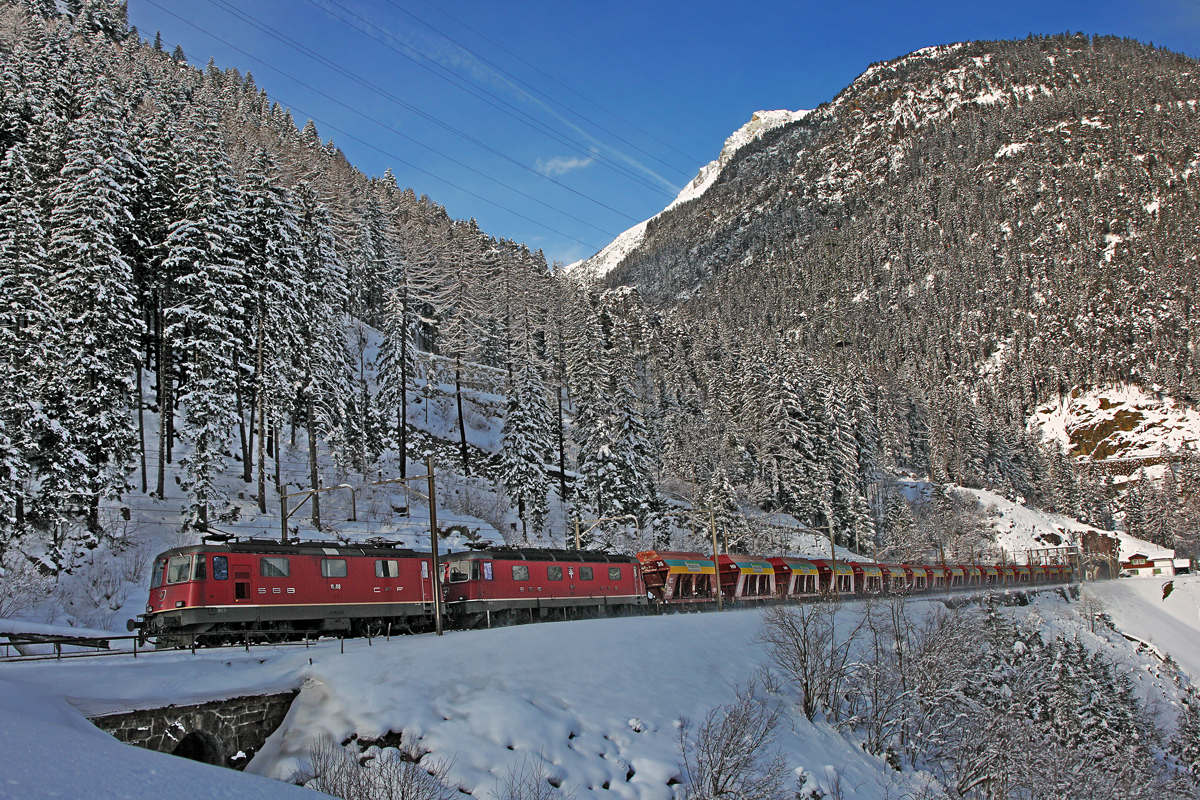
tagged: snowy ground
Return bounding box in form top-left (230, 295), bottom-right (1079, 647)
top-left (1085, 575), bottom-right (1200, 680)
top-left (4, 583), bottom-right (1194, 800)
top-left (0, 603), bottom-right (955, 800)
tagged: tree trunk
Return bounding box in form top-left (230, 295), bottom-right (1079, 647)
top-left (156, 305), bottom-right (168, 498)
top-left (273, 418), bottom-right (281, 492)
top-left (235, 353), bottom-right (250, 484)
top-left (455, 359), bottom-right (471, 476)
top-left (256, 317), bottom-right (267, 512)
top-left (399, 296), bottom-right (409, 481)
top-left (307, 399), bottom-right (321, 529)
top-left (557, 384), bottom-right (568, 504)
top-left (137, 356), bottom-right (147, 494)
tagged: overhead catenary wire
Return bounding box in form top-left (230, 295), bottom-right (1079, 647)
top-left (412, 0), bottom-right (706, 168)
top-left (378, 0), bottom-right (698, 178)
top-left (206, 0), bottom-right (674, 205)
top-left (140, 6), bottom-right (610, 249)
top-left (285, 0), bottom-right (679, 198)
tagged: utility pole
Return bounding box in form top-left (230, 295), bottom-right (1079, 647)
top-left (710, 508), bottom-right (723, 611)
top-left (428, 454), bottom-right (443, 636)
top-left (828, 516), bottom-right (838, 599)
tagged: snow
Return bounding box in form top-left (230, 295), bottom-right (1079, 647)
top-left (0, 677), bottom-right (311, 799)
top-left (959, 486), bottom-right (1171, 563)
top-left (995, 142), bottom-right (1029, 158)
top-left (568, 110), bottom-right (809, 281)
top-left (1085, 575), bottom-right (1200, 681)
top-left (4, 581), bottom-right (1195, 799)
top-left (2, 607), bottom-right (944, 800)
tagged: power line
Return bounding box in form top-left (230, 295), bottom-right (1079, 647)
top-left (139, 9), bottom-right (608, 250)
top-left (291, 0), bottom-right (678, 198)
top-left (379, 0), bottom-right (696, 179)
top-left (414, 0), bottom-right (706, 167)
top-left (208, 0), bottom-right (672, 205)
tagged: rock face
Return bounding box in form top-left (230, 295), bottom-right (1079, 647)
top-left (89, 691), bottom-right (299, 770)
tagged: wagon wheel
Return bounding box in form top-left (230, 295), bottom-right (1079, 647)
top-left (265, 622), bottom-right (293, 644)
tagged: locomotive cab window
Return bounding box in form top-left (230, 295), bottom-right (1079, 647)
top-left (580, 566), bottom-right (593, 581)
top-left (322, 559), bottom-right (347, 578)
top-left (376, 560), bottom-right (400, 578)
top-left (212, 555), bottom-right (228, 580)
top-left (166, 555), bottom-right (192, 584)
top-left (547, 566), bottom-right (563, 581)
top-left (260, 557), bottom-right (289, 578)
top-left (608, 567), bottom-right (622, 581)
top-left (447, 560), bottom-right (471, 583)
top-left (192, 555), bottom-right (207, 581)
top-left (512, 564), bottom-right (530, 581)
top-left (150, 558), bottom-right (166, 589)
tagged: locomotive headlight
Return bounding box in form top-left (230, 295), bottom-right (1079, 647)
top-left (146, 605), bottom-right (152, 613)
top-left (175, 601), bottom-right (185, 608)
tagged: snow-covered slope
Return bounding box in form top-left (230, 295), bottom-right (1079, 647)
top-left (961, 487), bottom-right (1171, 562)
top-left (1086, 575), bottom-right (1200, 680)
top-left (5, 588), bottom-right (1193, 799)
top-left (568, 110), bottom-right (809, 282)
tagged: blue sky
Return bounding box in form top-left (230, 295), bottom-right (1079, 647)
top-left (127, 1), bottom-right (1200, 266)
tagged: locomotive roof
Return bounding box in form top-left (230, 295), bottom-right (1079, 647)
top-left (454, 548), bottom-right (637, 563)
top-left (152, 539), bottom-right (431, 559)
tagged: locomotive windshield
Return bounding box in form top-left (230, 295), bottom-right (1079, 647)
top-left (166, 555), bottom-right (192, 584)
top-left (150, 557), bottom-right (166, 589)
top-left (446, 560), bottom-right (478, 582)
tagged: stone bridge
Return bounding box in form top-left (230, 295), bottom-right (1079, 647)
top-left (89, 690), bottom-right (298, 770)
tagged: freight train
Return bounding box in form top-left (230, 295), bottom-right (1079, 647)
top-left (129, 540), bottom-right (1074, 647)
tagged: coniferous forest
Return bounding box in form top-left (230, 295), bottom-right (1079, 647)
top-left (3, 1), bottom-right (1200, 576)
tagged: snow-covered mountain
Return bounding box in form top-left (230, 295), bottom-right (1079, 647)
top-left (567, 109), bottom-right (809, 282)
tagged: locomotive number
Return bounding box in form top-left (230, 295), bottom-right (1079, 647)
top-left (330, 583), bottom-right (341, 589)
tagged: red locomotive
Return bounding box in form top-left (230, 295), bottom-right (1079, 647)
top-left (133, 541), bottom-right (646, 646)
top-left (441, 548), bottom-right (646, 627)
top-left (138, 540), bottom-right (442, 645)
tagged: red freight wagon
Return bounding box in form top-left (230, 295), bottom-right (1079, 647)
top-left (444, 549), bottom-right (646, 625)
top-left (716, 554), bottom-right (776, 602)
top-left (880, 564), bottom-right (907, 592)
top-left (637, 550), bottom-right (716, 604)
top-left (811, 559), bottom-right (855, 594)
top-left (769, 557), bottom-right (819, 597)
top-left (852, 562), bottom-right (884, 593)
top-left (140, 541), bottom-right (438, 645)
top-left (902, 564), bottom-right (929, 591)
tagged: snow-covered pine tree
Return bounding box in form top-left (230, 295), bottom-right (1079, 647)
top-left (239, 148), bottom-right (303, 509)
top-left (295, 184), bottom-right (349, 528)
top-left (162, 110), bottom-right (244, 529)
top-left (0, 143), bottom-right (51, 531)
top-left (43, 74), bottom-right (142, 538)
top-left (499, 361), bottom-right (552, 542)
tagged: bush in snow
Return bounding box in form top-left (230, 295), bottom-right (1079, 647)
top-left (677, 680), bottom-right (790, 800)
top-left (758, 602), bottom-right (865, 721)
top-left (302, 735), bottom-right (456, 800)
top-left (499, 755), bottom-right (573, 800)
top-left (0, 550), bottom-right (51, 619)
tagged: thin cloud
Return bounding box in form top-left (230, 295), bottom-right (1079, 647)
top-left (535, 155), bottom-right (594, 176)
top-left (311, 0), bottom-right (682, 194)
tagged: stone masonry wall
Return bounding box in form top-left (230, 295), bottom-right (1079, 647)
top-left (89, 691), bottom-right (299, 770)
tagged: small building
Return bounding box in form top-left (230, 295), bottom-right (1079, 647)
top-left (1120, 552), bottom-right (1177, 577)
